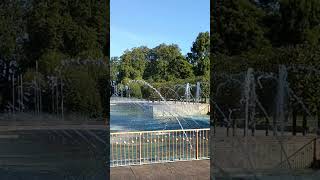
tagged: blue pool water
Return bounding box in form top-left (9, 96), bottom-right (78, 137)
top-left (110, 102), bottom-right (209, 132)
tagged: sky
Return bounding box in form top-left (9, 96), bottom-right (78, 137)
top-left (110, 0), bottom-right (210, 57)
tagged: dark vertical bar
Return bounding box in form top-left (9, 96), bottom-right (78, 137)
top-left (313, 138), bottom-right (317, 167)
top-left (266, 117), bottom-right (269, 136)
top-left (213, 110), bottom-right (216, 136)
top-left (232, 117), bottom-right (235, 136)
top-left (20, 74), bottom-right (23, 112)
top-left (273, 113), bottom-right (277, 136)
top-left (12, 74), bottom-right (15, 114)
top-left (210, 0), bottom-right (217, 179)
top-left (226, 124), bottom-right (229, 136)
top-left (292, 108), bottom-right (297, 136)
top-left (303, 112), bottom-right (307, 136)
top-left (251, 124), bottom-right (255, 136)
top-left (106, 0), bottom-right (110, 177)
top-left (17, 75), bottom-right (20, 112)
top-left (51, 79), bottom-right (54, 113)
top-left (317, 106), bottom-right (320, 135)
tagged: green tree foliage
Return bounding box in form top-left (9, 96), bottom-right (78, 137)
top-left (118, 46), bottom-right (149, 81)
top-left (212, 0), bottom-right (320, 122)
top-left (129, 83), bottom-right (142, 98)
top-left (38, 50), bottom-right (66, 74)
top-left (0, 0), bottom-right (25, 60)
top-left (64, 67), bottom-right (102, 117)
top-left (278, 0), bottom-right (320, 45)
top-left (213, 0), bottom-right (269, 56)
top-left (116, 43), bottom-right (197, 83)
top-left (169, 56), bottom-right (194, 80)
top-left (0, 0), bottom-right (108, 118)
top-left (26, 0), bottom-right (106, 62)
top-left (0, 0), bottom-right (26, 110)
top-left (187, 32), bottom-right (210, 76)
top-left (113, 33), bottom-right (210, 99)
top-left (147, 44), bottom-right (194, 81)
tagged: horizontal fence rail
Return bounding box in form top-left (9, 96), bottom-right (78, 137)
top-left (110, 128), bottom-right (210, 167)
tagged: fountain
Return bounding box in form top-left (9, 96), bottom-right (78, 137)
top-left (214, 65), bottom-right (318, 137)
top-left (128, 79), bottom-right (165, 101)
top-left (110, 79), bottom-right (210, 153)
top-left (213, 64), bottom-right (320, 177)
top-left (243, 68), bottom-right (256, 136)
top-left (111, 80), bottom-right (118, 96)
top-left (275, 65), bottom-right (288, 136)
top-left (185, 83), bottom-right (191, 102)
top-left (196, 82), bottom-right (201, 103)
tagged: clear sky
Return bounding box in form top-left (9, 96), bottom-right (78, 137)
top-left (110, 0), bottom-right (210, 57)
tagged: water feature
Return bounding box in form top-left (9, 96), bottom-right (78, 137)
top-left (128, 79), bottom-right (166, 101)
top-left (276, 65), bottom-right (288, 136)
top-left (243, 68), bottom-right (256, 136)
top-left (213, 64), bottom-right (319, 136)
top-left (196, 82), bottom-right (201, 103)
top-left (185, 83), bottom-right (191, 102)
top-left (111, 80), bottom-right (210, 138)
top-left (213, 64), bottom-right (320, 179)
top-left (110, 98), bottom-right (209, 132)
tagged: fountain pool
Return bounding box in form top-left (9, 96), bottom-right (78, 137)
top-left (110, 100), bottom-right (209, 132)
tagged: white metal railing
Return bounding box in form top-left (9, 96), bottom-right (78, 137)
top-left (110, 128), bottom-right (210, 167)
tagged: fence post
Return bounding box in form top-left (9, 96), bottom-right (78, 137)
top-left (314, 137), bottom-right (317, 165)
top-left (196, 130), bottom-right (199, 160)
top-left (140, 132), bottom-right (142, 165)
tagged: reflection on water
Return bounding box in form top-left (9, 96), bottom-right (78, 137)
top-left (110, 103), bottom-right (209, 131)
top-left (0, 130), bottom-right (107, 180)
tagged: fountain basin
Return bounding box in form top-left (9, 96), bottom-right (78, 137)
top-left (110, 98), bottom-right (210, 131)
top-left (152, 103), bottom-right (210, 117)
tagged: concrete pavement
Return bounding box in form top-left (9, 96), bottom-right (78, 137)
top-left (111, 160), bottom-right (210, 180)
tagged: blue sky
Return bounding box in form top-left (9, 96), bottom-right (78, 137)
top-left (110, 0), bottom-right (210, 57)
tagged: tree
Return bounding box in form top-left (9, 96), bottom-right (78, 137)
top-left (278, 0), bottom-right (320, 46)
top-left (0, 0), bottom-right (25, 60)
top-left (0, 0), bottom-right (26, 111)
top-left (64, 67), bottom-right (102, 117)
top-left (0, 0), bottom-right (108, 118)
top-left (169, 56), bottom-right (194, 80)
top-left (187, 32), bottom-right (210, 76)
top-left (118, 46), bottom-right (150, 82)
top-left (212, 0), bottom-right (269, 56)
top-left (144, 44), bottom-right (190, 81)
top-left (26, 0), bottom-right (105, 64)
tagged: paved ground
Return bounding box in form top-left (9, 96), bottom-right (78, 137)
top-left (0, 120), bottom-right (108, 131)
top-left (0, 130), bottom-right (107, 179)
top-left (111, 160), bottom-right (210, 180)
top-left (0, 124), bottom-right (107, 131)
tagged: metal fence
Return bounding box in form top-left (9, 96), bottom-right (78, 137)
top-left (110, 128), bottom-right (210, 167)
top-left (277, 137), bottom-right (317, 169)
